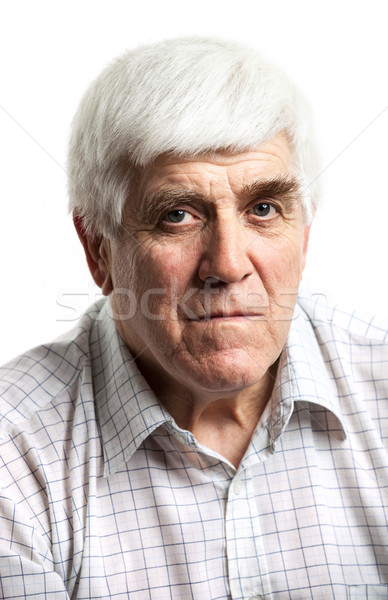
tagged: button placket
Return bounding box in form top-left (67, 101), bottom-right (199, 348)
top-left (225, 471), bottom-right (272, 599)
top-left (233, 477), bottom-right (243, 496)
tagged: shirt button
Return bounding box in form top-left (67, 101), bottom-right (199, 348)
top-left (233, 479), bottom-right (243, 495)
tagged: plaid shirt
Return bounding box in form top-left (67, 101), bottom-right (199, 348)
top-left (0, 297), bottom-right (387, 599)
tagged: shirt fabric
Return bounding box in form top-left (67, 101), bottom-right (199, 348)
top-left (0, 296), bottom-right (387, 600)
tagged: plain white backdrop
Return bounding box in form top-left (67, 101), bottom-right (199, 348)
top-left (1, 0), bottom-right (387, 364)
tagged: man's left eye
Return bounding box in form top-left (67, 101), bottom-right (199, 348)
top-left (252, 203), bottom-right (277, 218)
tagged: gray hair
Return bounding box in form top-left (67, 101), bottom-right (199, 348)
top-left (68, 36), bottom-right (320, 239)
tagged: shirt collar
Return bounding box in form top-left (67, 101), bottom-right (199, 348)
top-left (90, 300), bottom-right (173, 478)
top-left (265, 301), bottom-right (347, 447)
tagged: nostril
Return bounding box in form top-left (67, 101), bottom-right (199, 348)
top-left (204, 276), bottom-right (221, 285)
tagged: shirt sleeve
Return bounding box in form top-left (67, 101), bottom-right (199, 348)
top-left (0, 491), bottom-right (70, 600)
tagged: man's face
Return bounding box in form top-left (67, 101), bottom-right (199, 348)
top-left (108, 133), bottom-right (310, 396)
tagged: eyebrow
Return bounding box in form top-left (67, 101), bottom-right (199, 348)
top-left (139, 189), bottom-right (204, 224)
top-left (242, 175), bottom-right (302, 209)
top-left (139, 175), bottom-right (302, 224)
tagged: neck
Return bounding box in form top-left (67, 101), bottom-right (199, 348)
top-left (142, 362), bottom-right (278, 468)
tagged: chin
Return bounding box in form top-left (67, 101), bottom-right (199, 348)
top-left (178, 349), bottom-right (271, 393)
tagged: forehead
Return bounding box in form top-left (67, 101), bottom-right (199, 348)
top-left (138, 133), bottom-right (293, 196)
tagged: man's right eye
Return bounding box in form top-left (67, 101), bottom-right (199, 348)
top-left (164, 210), bottom-right (189, 223)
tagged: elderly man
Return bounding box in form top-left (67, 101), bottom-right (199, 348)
top-left (1, 37), bottom-right (387, 600)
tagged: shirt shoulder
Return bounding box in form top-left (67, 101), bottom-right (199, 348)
top-left (294, 296), bottom-right (388, 446)
top-left (0, 300), bottom-right (105, 438)
top-left (298, 295), bottom-right (388, 343)
top-left (297, 296), bottom-right (388, 410)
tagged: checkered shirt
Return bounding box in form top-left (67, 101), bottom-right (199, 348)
top-left (0, 297), bottom-right (387, 599)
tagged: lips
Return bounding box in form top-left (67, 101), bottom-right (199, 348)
top-left (191, 311), bottom-right (264, 321)
top-left (177, 291), bottom-right (269, 322)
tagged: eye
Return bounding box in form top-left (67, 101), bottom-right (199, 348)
top-left (164, 209), bottom-right (190, 223)
top-left (252, 203), bottom-right (278, 218)
top-left (159, 206), bottom-right (200, 230)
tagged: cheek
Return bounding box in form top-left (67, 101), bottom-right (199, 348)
top-left (254, 235), bottom-right (306, 292)
top-left (121, 240), bottom-right (201, 321)
top-left (141, 238), bottom-right (200, 290)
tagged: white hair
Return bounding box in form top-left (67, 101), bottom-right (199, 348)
top-left (68, 36), bottom-right (320, 238)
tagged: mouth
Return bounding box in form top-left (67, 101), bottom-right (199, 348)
top-left (191, 311), bottom-right (264, 322)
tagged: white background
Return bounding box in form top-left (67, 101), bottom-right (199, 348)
top-left (1, 0), bottom-right (387, 364)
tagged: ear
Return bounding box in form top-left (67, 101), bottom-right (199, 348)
top-left (73, 214), bottom-right (113, 295)
top-left (301, 224), bottom-right (311, 272)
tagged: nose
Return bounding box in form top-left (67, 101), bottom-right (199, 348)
top-left (198, 216), bottom-right (254, 284)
